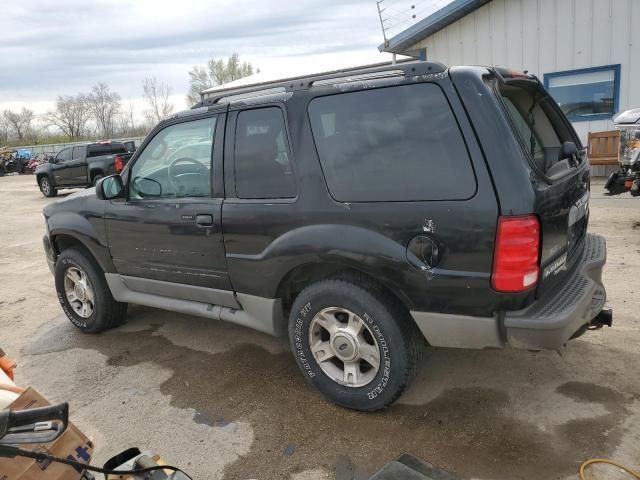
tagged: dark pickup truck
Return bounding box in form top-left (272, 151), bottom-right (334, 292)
top-left (35, 141), bottom-right (135, 197)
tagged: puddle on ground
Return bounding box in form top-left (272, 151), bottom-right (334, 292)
top-left (27, 318), bottom-right (633, 480)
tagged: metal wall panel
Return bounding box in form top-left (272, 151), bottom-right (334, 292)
top-left (409, 0), bottom-right (637, 146)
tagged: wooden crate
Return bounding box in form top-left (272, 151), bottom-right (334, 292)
top-left (587, 130), bottom-right (619, 165)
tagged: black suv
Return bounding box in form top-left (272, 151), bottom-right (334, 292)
top-left (42, 61), bottom-right (610, 411)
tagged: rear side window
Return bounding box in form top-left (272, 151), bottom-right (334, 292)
top-left (234, 107), bottom-right (296, 199)
top-left (308, 83), bottom-right (476, 202)
top-left (87, 143), bottom-right (127, 157)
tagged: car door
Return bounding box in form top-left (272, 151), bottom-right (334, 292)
top-left (70, 145), bottom-right (88, 184)
top-left (51, 147), bottom-right (73, 185)
top-left (103, 109), bottom-right (235, 306)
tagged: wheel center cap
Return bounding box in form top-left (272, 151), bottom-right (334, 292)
top-left (331, 332), bottom-right (358, 361)
top-left (74, 284), bottom-right (86, 301)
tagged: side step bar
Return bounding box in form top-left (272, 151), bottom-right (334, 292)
top-left (104, 274), bottom-right (286, 336)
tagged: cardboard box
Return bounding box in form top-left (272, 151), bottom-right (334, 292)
top-left (0, 388), bottom-right (93, 480)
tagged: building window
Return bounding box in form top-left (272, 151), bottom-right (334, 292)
top-left (544, 65), bottom-right (620, 122)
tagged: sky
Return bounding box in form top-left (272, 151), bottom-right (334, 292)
top-left (0, 0), bottom-right (426, 120)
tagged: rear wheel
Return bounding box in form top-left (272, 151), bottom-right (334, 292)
top-left (288, 274), bottom-right (424, 411)
top-left (55, 247), bottom-right (127, 333)
top-left (92, 174), bottom-right (104, 186)
top-left (39, 176), bottom-right (57, 197)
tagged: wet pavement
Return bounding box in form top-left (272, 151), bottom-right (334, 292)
top-left (1, 175), bottom-right (639, 479)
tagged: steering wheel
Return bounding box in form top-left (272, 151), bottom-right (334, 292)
top-left (167, 157), bottom-right (208, 194)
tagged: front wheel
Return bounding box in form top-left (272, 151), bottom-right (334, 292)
top-left (54, 247), bottom-right (127, 333)
top-left (288, 274), bottom-right (424, 411)
top-left (39, 176), bottom-right (57, 197)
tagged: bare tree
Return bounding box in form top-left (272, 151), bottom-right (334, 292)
top-left (3, 108), bottom-right (35, 140)
top-left (186, 53), bottom-right (256, 105)
top-left (87, 83), bottom-right (121, 138)
top-left (49, 95), bottom-right (91, 140)
top-left (126, 98), bottom-right (136, 132)
top-left (142, 77), bottom-right (174, 125)
top-left (0, 116), bottom-right (9, 143)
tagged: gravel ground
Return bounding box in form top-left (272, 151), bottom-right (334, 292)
top-left (0, 174), bottom-right (638, 480)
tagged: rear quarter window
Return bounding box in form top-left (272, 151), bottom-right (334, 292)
top-left (308, 83), bottom-right (476, 202)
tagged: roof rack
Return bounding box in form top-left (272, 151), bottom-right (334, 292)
top-left (197, 60), bottom-right (447, 107)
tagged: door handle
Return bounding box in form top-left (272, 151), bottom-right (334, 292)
top-left (196, 214), bottom-right (213, 226)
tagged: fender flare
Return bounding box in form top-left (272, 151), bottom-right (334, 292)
top-left (48, 212), bottom-right (115, 273)
top-left (226, 225), bottom-right (422, 309)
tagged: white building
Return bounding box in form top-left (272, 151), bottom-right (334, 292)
top-left (379, 0), bottom-right (640, 147)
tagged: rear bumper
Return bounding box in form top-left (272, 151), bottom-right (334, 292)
top-left (504, 233), bottom-right (608, 350)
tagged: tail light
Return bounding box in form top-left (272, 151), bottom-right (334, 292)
top-left (491, 215), bottom-right (540, 292)
top-left (114, 155), bottom-right (124, 173)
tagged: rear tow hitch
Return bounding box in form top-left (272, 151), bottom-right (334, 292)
top-left (589, 308), bottom-right (613, 330)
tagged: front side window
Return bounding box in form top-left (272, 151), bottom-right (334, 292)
top-left (234, 107), bottom-right (296, 199)
top-left (544, 65), bottom-right (620, 122)
top-left (129, 117), bottom-right (216, 199)
top-left (56, 148), bottom-right (72, 163)
top-left (72, 146), bottom-right (84, 159)
top-left (308, 83), bottom-right (476, 202)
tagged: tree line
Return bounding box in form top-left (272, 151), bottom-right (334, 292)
top-left (1, 54), bottom-right (256, 148)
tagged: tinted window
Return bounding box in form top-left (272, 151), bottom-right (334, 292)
top-left (56, 148), bottom-right (72, 162)
top-left (308, 83), bottom-right (476, 202)
top-left (72, 146), bottom-right (85, 159)
top-left (87, 143), bottom-right (127, 157)
top-left (129, 117), bottom-right (216, 199)
top-left (234, 107), bottom-right (296, 199)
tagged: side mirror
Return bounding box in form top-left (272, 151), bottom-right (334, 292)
top-left (48, 156), bottom-right (55, 164)
top-left (96, 174), bottom-right (124, 200)
top-left (561, 141), bottom-right (578, 159)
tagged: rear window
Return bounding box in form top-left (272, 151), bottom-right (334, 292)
top-left (308, 83), bottom-right (476, 202)
top-left (498, 83), bottom-right (581, 178)
top-left (87, 143), bottom-right (127, 157)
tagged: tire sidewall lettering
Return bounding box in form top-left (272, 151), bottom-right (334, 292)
top-left (294, 301), bottom-right (316, 378)
top-left (294, 301), bottom-right (392, 397)
top-left (56, 258), bottom-right (93, 329)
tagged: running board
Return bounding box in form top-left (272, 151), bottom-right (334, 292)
top-left (104, 273), bottom-right (285, 336)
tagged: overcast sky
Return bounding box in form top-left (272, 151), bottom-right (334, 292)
top-left (0, 0), bottom-right (409, 117)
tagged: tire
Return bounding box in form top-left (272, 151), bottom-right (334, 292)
top-left (92, 174), bottom-right (104, 187)
top-left (39, 176), bottom-right (58, 197)
top-left (54, 247), bottom-right (127, 333)
top-left (288, 273), bottom-right (424, 411)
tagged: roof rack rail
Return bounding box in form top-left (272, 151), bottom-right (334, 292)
top-left (198, 60), bottom-right (447, 106)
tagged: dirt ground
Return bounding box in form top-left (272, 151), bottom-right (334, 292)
top-left (0, 174), bottom-right (639, 480)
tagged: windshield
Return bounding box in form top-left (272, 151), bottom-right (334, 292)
top-left (498, 82), bottom-right (581, 179)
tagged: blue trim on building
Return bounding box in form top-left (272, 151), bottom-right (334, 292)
top-left (543, 64), bottom-right (621, 123)
top-left (378, 0), bottom-right (491, 54)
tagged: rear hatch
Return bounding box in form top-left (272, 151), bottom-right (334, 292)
top-left (492, 69), bottom-right (590, 297)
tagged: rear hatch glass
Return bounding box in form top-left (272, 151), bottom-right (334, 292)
top-left (498, 82), bottom-right (584, 179)
top-left (494, 76), bottom-right (589, 296)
